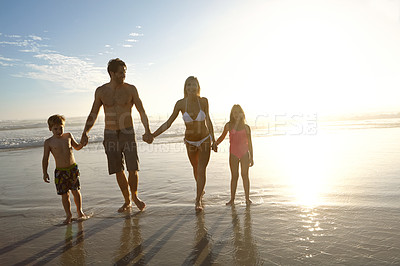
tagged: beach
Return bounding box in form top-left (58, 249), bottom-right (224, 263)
top-left (1, 119), bottom-right (400, 265)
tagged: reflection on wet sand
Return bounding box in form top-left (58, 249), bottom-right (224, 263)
top-left (231, 205), bottom-right (259, 265)
top-left (183, 212), bottom-right (215, 265)
top-left (60, 221), bottom-right (86, 265)
top-left (114, 214), bottom-right (144, 265)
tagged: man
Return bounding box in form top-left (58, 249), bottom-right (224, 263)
top-left (81, 58), bottom-right (153, 212)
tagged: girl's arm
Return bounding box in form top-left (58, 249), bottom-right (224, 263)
top-left (70, 133), bottom-right (83, 150)
top-left (152, 101), bottom-right (181, 138)
top-left (215, 123), bottom-right (229, 145)
top-left (246, 125), bottom-right (254, 166)
top-left (42, 140), bottom-right (51, 183)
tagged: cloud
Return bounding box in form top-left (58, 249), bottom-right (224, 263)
top-left (125, 39), bottom-right (138, 42)
top-left (129, 33), bottom-right (143, 37)
top-left (0, 55), bottom-right (19, 66)
top-left (14, 53), bottom-right (108, 92)
top-left (29, 35), bottom-right (42, 41)
top-left (122, 44), bottom-right (133, 48)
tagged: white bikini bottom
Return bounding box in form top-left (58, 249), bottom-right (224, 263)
top-left (184, 135), bottom-right (211, 147)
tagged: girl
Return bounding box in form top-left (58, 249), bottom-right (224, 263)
top-left (151, 76), bottom-right (217, 211)
top-left (214, 105), bottom-right (253, 205)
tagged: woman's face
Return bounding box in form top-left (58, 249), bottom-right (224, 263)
top-left (185, 79), bottom-right (199, 96)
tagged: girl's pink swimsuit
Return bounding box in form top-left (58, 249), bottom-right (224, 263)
top-left (229, 129), bottom-right (249, 159)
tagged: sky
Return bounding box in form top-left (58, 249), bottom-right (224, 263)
top-left (1, 0), bottom-right (400, 121)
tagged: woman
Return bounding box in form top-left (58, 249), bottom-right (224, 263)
top-left (152, 76), bottom-right (216, 211)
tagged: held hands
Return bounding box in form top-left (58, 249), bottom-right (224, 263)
top-left (212, 142), bottom-right (218, 152)
top-left (81, 132), bottom-right (89, 147)
top-left (43, 173), bottom-right (50, 183)
top-left (142, 132), bottom-right (154, 144)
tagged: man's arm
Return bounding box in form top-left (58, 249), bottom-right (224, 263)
top-left (132, 86), bottom-right (152, 142)
top-left (81, 88), bottom-right (102, 146)
top-left (42, 140), bottom-right (51, 183)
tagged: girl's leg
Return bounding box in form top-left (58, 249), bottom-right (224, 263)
top-left (227, 154), bottom-right (240, 205)
top-left (240, 152), bottom-right (252, 204)
top-left (61, 191), bottom-right (72, 224)
top-left (196, 140), bottom-right (211, 211)
top-left (71, 189), bottom-right (86, 218)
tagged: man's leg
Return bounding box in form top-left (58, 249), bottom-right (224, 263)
top-left (128, 170), bottom-right (145, 211)
top-left (116, 171), bottom-right (132, 212)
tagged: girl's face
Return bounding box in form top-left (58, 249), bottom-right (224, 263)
top-left (232, 109), bottom-right (244, 121)
top-left (185, 79), bottom-right (199, 96)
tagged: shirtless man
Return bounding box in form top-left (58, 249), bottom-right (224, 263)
top-left (81, 58), bottom-right (153, 212)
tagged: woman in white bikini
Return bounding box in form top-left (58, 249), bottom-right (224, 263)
top-left (152, 76), bottom-right (217, 211)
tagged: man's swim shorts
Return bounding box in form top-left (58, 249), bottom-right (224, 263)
top-left (103, 127), bottom-right (139, 175)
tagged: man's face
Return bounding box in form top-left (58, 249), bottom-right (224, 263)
top-left (112, 66), bottom-right (126, 84)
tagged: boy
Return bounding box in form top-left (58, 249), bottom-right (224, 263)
top-left (42, 114), bottom-right (86, 224)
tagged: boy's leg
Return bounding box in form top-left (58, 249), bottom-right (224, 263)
top-left (228, 154), bottom-right (240, 205)
top-left (61, 191), bottom-right (72, 224)
top-left (116, 171), bottom-right (132, 212)
top-left (240, 153), bottom-right (252, 204)
top-left (128, 170), bottom-right (145, 211)
top-left (71, 189), bottom-right (86, 218)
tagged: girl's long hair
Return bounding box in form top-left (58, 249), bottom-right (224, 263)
top-left (229, 104), bottom-right (246, 129)
top-left (184, 76), bottom-right (201, 98)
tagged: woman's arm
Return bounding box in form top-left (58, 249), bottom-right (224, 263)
top-left (246, 125), bottom-right (254, 166)
top-left (152, 101), bottom-right (181, 138)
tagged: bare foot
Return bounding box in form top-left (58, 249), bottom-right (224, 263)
top-left (226, 199), bottom-right (234, 206)
top-left (118, 202), bottom-right (132, 213)
top-left (246, 199), bottom-right (253, 205)
top-left (132, 197), bottom-right (146, 211)
top-left (195, 201), bottom-right (203, 212)
top-left (63, 216), bottom-right (72, 225)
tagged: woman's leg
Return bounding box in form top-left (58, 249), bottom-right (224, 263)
top-left (196, 140), bottom-right (211, 210)
top-left (186, 143), bottom-right (199, 181)
top-left (240, 152), bottom-right (252, 204)
top-left (227, 154), bottom-right (240, 205)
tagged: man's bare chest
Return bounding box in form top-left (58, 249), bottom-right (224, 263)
top-left (101, 89), bottom-right (133, 107)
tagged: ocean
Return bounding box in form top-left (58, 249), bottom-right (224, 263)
top-left (0, 115), bottom-right (400, 265)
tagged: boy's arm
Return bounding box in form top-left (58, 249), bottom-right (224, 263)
top-left (69, 133), bottom-right (83, 150)
top-left (42, 140), bottom-right (51, 183)
top-left (216, 123), bottom-right (229, 145)
top-left (81, 88), bottom-right (102, 146)
top-left (246, 125), bottom-right (254, 167)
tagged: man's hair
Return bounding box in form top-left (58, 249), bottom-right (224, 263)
top-left (47, 114), bottom-right (65, 129)
top-left (107, 58), bottom-right (126, 76)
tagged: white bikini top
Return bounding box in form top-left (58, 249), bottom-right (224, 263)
top-left (182, 98), bottom-right (206, 123)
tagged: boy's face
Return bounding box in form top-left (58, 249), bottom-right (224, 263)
top-left (50, 124), bottom-right (64, 137)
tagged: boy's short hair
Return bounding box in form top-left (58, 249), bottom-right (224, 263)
top-left (107, 58), bottom-right (126, 76)
top-left (47, 114), bottom-right (65, 129)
